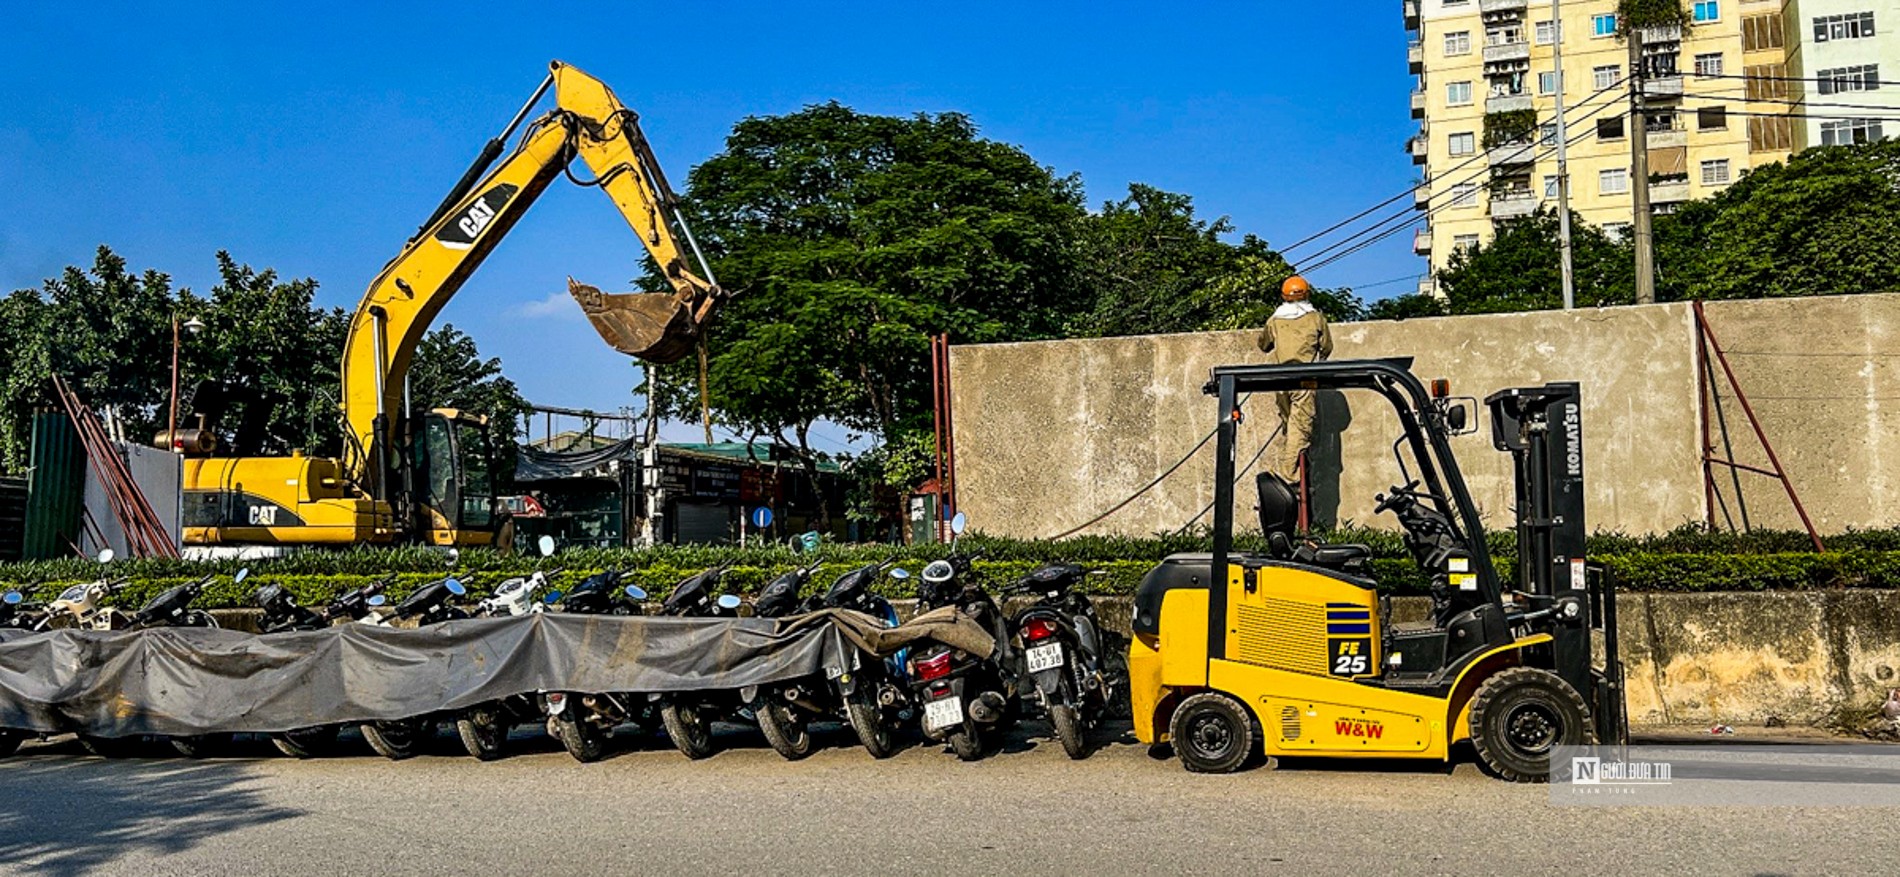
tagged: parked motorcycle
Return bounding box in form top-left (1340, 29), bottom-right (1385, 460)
top-left (749, 559), bottom-right (913, 760)
top-left (455, 537), bottom-right (564, 760)
top-left (654, 566), bottom-right (745, 759)
top-left (38, 549), bottom-right (130, 631)
top-left (253, 577), bottom-right (389, 757)
top-left (1006, 563), bottom-right (1113, 758)
top-left (0, 590), bottom-right (43, 757)
top-left (896, 513), bottom-right (1024, 761)
top-left (745, 559), bottom-right (831, 759)
top-left (358, 574), bottom-right (472, 759)
top-left (544, 570), bottom-right (651, 762)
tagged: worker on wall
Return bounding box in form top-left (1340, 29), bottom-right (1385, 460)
top-left (1256, 275), bottom-right (1333, 484)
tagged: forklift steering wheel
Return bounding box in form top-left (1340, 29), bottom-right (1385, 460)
top-left (1374, 481), bottom-right (1423, 515)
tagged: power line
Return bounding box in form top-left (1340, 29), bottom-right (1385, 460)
top-left (1690, 70), bottom-right (1900, 89)
top-left (1281, 74), bottom-right (1629, 262)
top-left (1678, 92), bottom-right (1900, 116)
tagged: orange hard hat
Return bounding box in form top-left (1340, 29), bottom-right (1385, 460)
top-left (1281, 275), bottom-right (1313, 301)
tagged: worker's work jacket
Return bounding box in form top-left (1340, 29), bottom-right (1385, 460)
top-left (1257, 303), bottom-right (1334, 365)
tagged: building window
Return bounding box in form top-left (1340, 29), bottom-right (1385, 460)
top-left (1447, 80), bottom-right (1474, 105)
top-left (1594, 65), bottom-right (1621, 90)
top-left (1535, 20), bottom-right (1561, 45)
top-left (1445, 30), bottom-right (1472, 55)
top-left (1538, 71), bottom-right (1558, 95)
top-left (1449, 131), bottom-right (1477, 156)
top-left (1453, 234), bottom-right (1481, 250)
top-left (1743, 13), bottom-right (1786, 51)
top-left (1543, 175), bottom-right (1561, 198)
top-left (1603, 222), bottom-right (1632, 242)
top-left (1692, 1), bottom-right (1719, 23)
top-left (1694, 53), bottom-right (1724, 77)
top-left (1813, 12), bottom-right (1876, 42)
top-left (1698, 106), bottom-right (1728, 130)
top-left (1487, 24), bottom-right (1525, 46)
top-left (1451, 183), bottom-right (1480, 207)
top-left (1593, 13), bottom-right (1618, 37)
top-left (1598, 116), bottom-right (1626, 140)
top-left (1600, 167), bottom-right (1630, 194)
top-left (1538, 122), bottom-right (1558, 144)
top-left (1821, 118), bottom-right (1886, 145)
top-left (1818, 64), bottom-right (1881, 94)
top-left (1701, 159), bottom-right (1732, 185)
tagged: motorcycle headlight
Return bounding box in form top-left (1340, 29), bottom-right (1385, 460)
top-left (922, 560), bottom-right (955, 585)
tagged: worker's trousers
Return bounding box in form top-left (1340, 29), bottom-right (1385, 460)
top-left (1271, 389), bottom-right (1316, 484)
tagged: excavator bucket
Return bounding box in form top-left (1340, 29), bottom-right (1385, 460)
top-left (566, 277), bottom-right (706, 365)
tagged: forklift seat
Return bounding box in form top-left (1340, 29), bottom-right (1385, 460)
top-left (1256, 473), bottom-right (1373, 573)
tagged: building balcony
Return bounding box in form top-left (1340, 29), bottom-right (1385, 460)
top-left (1490, 192), bottom-right (1540, 220)
top-left (1480, 0), bottom-right (1528, 12)
top-left (1410, 136), bottom-right (1428, 165)
top-left (1650, 179), bottom-right (1690, 203)
top-left (1403, 0), bottom-right (1420, 30)
top-left (1648, 128), bottom-right (1687, 148)
top-left (1409, 40), bottom-right (1424, 73)
top-left (1482, 41), bottom-right (1531, 64)
top-left (1417, 276), bottom-right (1438, 298)
top-left (1487, 142), bottom-right (1537, 168)
top-left (1487, 93), bottom-right (1533, 113)
top-left (1637, 25), bottom-right (1682, 46)
top-left (1414, 227), bottom-right (1433, 256)
top-left (1414, 184), bottom-right (1430, 210)
top-left (1643, 75), bottom-right (1685, 99)
top-left (1411, 89), bottom-right (1427, 118)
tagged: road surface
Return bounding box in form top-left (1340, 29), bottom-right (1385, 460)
top-left (0, 723), bottom-right (1894, 876)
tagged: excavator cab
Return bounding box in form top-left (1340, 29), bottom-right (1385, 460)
top-left (1128, 358), bottom-right (1624, 781)
top-left (410, 409), bottom-right (504, 548)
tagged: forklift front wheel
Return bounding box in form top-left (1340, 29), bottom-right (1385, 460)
top-left (1169, 692), bottom-right (1261, 774)
top-left (1467, 667), bottom-right (1594, 783)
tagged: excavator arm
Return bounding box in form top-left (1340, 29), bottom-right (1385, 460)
top-left (338, 60), bottom-right (723, 493)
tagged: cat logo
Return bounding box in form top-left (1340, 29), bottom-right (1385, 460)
top-left (434, 183), bottom-right (519, 251)
top-left (1334, 717), bottom-right (1385, 739)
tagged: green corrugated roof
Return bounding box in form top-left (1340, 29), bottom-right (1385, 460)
top-left (660, 442), bottom-right (844, 473)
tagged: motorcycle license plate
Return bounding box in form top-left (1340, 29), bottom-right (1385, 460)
top-left (923, 696), bottom-right (963, 732)
top-left (1026, 642), bottom-right (1065, 673)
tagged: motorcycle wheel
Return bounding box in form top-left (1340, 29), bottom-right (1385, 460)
top-left (660, 701), bottom-right (715, 760)
top-left (0, 729), bottom-right (23, 758)
top-left (361, 718), bottom-right (431, 760)
top-left (79, 734), bottom-right (140, 758)
top-left (455, 705), bottom-right (509, 761)
top-left (946, 726), bottom-right (987, 762)
top-left (1050, 703), bottom-right (1089, 760)
top-left (272, 725), bottom-right (340, 759)
top-left (845, 687), bottom-right (899, 760)
top-left (170, 733), bottom-right (235, 758)
top-left (553, 714), bottom-right (610, 763)
top-left (756, 699), bottom-right (815, 761)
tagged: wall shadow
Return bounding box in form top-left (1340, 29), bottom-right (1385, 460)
top-left (1307, 390), bottom-right (1353, 531)
top-left (0, 744), bottom-right (302, 877)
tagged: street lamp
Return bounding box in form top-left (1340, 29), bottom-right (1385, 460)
top-left (167, 315), bottom-right (205, 451)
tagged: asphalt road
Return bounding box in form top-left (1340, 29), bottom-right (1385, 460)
top-left (1, 722), bottom-right (1897, 877)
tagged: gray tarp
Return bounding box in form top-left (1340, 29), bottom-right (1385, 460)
top-left (0, 608), bottom-right (998, 739)
top-left (0, 613), bottom-right (854, 738)
top-left (514, 436), bottom-right (642, 482)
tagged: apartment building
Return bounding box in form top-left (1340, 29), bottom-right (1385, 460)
top-left (1785, 0), bottom-right (1899, 148)
top-left (1404, 0), bottom-right (1800, 291)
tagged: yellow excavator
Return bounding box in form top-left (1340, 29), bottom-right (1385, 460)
top-left (177, 61), bottom-right (722, 550)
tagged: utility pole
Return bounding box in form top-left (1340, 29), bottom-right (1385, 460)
top-left (1629, 26), bottom-right (1657, 305)
top-left (1552, 0), bottom-right (1575, 309)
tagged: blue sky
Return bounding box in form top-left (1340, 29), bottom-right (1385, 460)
top-left (0, 2), bottom-right (1418, 449)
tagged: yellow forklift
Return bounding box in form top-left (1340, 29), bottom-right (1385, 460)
top-left (1128, 358), bottom-right (1625, 781)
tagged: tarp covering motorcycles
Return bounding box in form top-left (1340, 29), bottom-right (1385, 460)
top-left (0, 613), bottom-right (856, 738)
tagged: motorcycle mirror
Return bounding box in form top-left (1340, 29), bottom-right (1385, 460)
top-left (624, 585), bottom-right (648, 601)
top-left (2, 592), bottom-right (20, 606)
top-left (544, 591), bottom-right (563, 605)
top-left (234, 568), bottom-right (250, 585)
top-left (445, 578), bottom-right (466, 596)
top-left (716, 594), bottom-right (743, 611)
top-left (367, 594), bottom-right (388, 607)
top-left (949, 512), bottom-right (968, 535)
top-left (96, 548), bottom-right (115, 564)
top-left (537, 535), bottom-right (556, 557)
top-left (889, 568), bottom-right (911, 580)
top-left (445, 548), bottom-right (461, 568)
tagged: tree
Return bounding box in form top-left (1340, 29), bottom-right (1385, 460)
top-left (647, 103), bottom-right (1090, 525)
top-left (406, 323), bottom-right (531, 468)
top-left (1435, 208), bottom-right (1634, 313)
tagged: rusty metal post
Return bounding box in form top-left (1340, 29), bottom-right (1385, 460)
top-left (1694, 301), bottom-right (1824, 552)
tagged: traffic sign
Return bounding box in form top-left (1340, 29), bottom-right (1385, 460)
top-left (750, 506), bottom-right (774, 529)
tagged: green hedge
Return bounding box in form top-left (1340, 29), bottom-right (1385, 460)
top-left (5, 525), bottom-right (1897, 609)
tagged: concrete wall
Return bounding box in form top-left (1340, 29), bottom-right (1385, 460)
top-left (950, 293), bottom-right (1900, 540)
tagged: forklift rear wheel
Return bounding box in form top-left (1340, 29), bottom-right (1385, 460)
top-left (1467, 667), bottom-right (1594, 783)
top-left (1169, 692), bottom-right (1260, 774)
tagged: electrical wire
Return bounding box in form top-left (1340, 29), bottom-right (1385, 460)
top-left (1689, 70), bottom-right (1900, 89)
